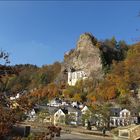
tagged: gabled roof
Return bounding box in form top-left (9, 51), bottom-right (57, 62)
top-left (81, 105), bottom-right (90, 112)
top-left (47, 106), bottom-right (69, 115)
top-left (54, 108), bottom-right (68, 115)
top-left (120, 109), bottom-right (130, 113)
top-left (110, 107), bottom-right (139, 117)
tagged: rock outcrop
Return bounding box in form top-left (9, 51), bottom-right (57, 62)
top-left (62, 33), bottom-right (102, 76)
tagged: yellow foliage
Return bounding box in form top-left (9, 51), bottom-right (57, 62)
top-left (73, 93), bottom-right (82, 102)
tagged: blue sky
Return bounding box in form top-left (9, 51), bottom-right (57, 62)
top-left (0, 1), bottom-right (140, 66)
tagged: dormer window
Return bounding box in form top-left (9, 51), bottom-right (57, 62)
top-left (126, 112), bottom-right (129, 117)
top-left (115, 112), bottom-right (118, 116)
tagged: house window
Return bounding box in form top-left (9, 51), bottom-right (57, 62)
top-left (110, 120), bottom-right (114, 125)
top-left (77, 73), bottom-right (80, 78)
top-left (120, 120), bottom-right (123, 126)
top-left (115, 119), bottom-right (118, 126)
top-left (126, 112), bottom-right (129, 117)
top-left (72, 73), bottom-right (75, 79)
top-left (114, 112), bottom-right (118, 116)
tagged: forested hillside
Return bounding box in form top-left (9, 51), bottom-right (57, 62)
top-left (1, 33), bottom-right (140, 109)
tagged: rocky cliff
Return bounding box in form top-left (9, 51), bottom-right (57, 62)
top-left (62, 33), bottom-right (103, 76)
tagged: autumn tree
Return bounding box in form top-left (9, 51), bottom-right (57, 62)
top-left (0, 50), bottom-right (20, 138)
top-left (62, 86), bottom-right (78, 100)
top-left (73, 93), bottom-right (82, 102)
top-left (86, 92), bottom-right (97, 105)
top-left (94, 42), bottom-right (140, 110)
top-left (0, 106), bottom-right (18, 137)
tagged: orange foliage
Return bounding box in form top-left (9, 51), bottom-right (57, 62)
top-left (91, 96), bottom-right (96, 102)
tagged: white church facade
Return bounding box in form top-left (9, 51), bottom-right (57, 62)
top-left (68, 70), bottom-right (87, 86)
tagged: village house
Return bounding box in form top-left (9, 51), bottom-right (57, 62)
top-left (26, 108), bottom-right (40, 121)
top-left (47, 106), bottom-right (81, 125)
top-left (71, 101), bottom-right (84, 109)
top-left (10, 93), bottom-right (20, 100)
top-left (47, 98), bottom-right (83, 108)
top-left (54, 108), bottom-right (68, 125)
top-left (37, 105), bottom-right (82, 125)
top-left (27, 109), bottom-right (36, 121)
top-left (67, 106), bottom-right (82, 125)
top-left (81, 105), bottom-right (91, 114)
top-left (81, 105), bottom-right (94, 125)
top-left (47, 98), bottom-right (62, 107)
top-left (43, 106), bottom-right (59, 124)
top-left (71, 101), bottom-right (79, 108)
top-left (61, 101), bottom-right (69, 106)
top-left (26, 101), bottom-right (140, 129)
top-left (110, 108), bottom-right (139, 127)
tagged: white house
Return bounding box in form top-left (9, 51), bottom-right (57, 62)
top-left (81, 106), bottom-right (91, 114)
top-left (68, 70), bottom-right (87, 86)
top-left (81, 105), bottom-right (93, 125)
top-left (54, 109), bottom-right (68, 125)
top-left (10, 96), bottom-right (16, 100)
top-left (15, 93), bottom-right (20, 99)
top-left (26, 109), bottom-right (37, 121)
top-left (110, 108), bottom-right (138, 127)
top-left (10, 93), bottom-right (20, 100)
top-left (30, 109), bottom-right (36, 118)
top-left (71, 101), bottom-right (84, 109)
top-left (47, 98), bottom-right (62, 107)
top-left (62, 101), bottom-right (69, 106)
top-left (71, 101), bottom-right (79, 108)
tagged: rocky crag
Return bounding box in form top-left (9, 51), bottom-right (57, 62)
top-left (62, 33), bottom-right (103, 77)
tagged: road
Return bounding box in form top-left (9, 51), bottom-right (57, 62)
top-left (30, 123), bottom-right (113, 140)
top-left (55, 132), bottom-right (113, 140)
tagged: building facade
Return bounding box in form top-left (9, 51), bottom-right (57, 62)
top-left (110, 108), bottom-right (138, 127)
top-left (68, 70), bottom-right (87, 86)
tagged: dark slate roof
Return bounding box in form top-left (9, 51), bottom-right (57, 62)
top-left (67, 106), bottom-right (80, 112)
top-left (47, 106), bottom-right (58, 115)
top-left (110, 107), bottom-right (139, 117)
top-left (34, 107), bottom-right (41, 113)
top-left (47, 106), bottom-right (81, 115)
top-left (34, 105), bottom-right (68, 115)
top-left (110, 108), bottom-right (122, 117)
top-left (61, 108), bottom-right (68, 114)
